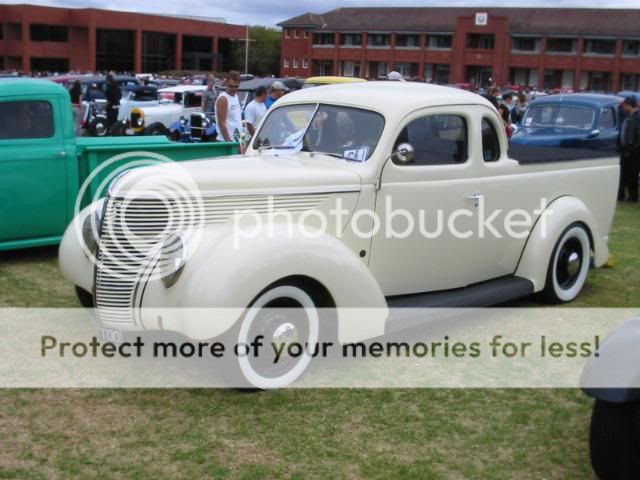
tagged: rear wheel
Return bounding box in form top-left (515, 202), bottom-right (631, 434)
top-left (221, 285), bottom-right (319, 389)
top-left (541, 223), bottom-right (591, 303)
top-left (590, 400), bottom-right (640, 480)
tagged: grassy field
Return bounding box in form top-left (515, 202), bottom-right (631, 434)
top-left (0, 202), bottom-right (638, 479)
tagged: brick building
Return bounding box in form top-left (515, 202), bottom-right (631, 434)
top-left (278, 7), bottom-right (640, 92)
top-left (0, 4), bottom-right (246, 73)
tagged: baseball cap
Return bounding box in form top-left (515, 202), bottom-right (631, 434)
top-left (270, 80), bottom-right (289, 91)
top-left (387, 71), bottom-right (406, 82)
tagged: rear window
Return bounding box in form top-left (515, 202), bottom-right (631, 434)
top-left (598, 107), bottom-right (616, 130)
top-left (0, 101), bottom-right (54, 139)
top-left (523, 105), bottom-right (595, 130)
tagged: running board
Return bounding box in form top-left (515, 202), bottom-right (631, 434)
top-left (385, 276), bottom-right (534, 334)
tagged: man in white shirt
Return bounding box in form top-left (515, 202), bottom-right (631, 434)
top-left (244, 86), bottom-right (268, 138)
top-left (215, 71), bottom-right (243, 142)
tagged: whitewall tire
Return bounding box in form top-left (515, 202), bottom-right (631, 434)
top-left (542, 223), bottom-right (591, 303)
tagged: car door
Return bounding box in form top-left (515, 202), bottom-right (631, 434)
top-left (0, 95), bottom-right (70, 244)
top-left (368, 106), bottom-right (537, 296)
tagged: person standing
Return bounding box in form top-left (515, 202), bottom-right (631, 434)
top-left (69, 79), bottom-right (83, 136)
top-left (244, 86), bottom-right (267, 138)
top-left (619, 96), bottom-right (640, 202)
top-left (215, 71), bottom-right (243, 142)
top-left (264, 81), bottom-right (287, 109)
top-left (201, 75), bottom-right (217, 114)
top-left (105, 73), bottom-right (121, 133)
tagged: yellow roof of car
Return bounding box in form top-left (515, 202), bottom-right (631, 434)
top-left (304, 76), bottom-right (367, 85)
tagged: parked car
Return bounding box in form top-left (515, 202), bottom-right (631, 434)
top-left (0, 78), bottom-right (239, 252)
top-left (510, 94), bottom-right (622, 153)
top-left (126, 85), bottom-right (206, 136)
top-left (168, 112), bottom-right (217, 143)
top-left (60, 82), bottom-right (619, 388)
top-left (582, 319), bottom-right (640, 479)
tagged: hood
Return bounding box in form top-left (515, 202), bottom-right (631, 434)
top-left (109, 153), bottom-right (363, 198)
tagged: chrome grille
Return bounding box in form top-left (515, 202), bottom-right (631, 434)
top-left (95, 193), bottom-right (329, 325)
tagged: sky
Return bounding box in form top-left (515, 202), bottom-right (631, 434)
top-left (1, 0), bottom-right (639, 27)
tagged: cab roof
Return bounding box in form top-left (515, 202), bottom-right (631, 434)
top-left (278, 81), bottom-right (494, 112)
top-left (0, 77), bottom-right (68, 96)
top-left (158, 85), bottom-right (207, 94)
top-left (530, 93), bottom-right (623, 107)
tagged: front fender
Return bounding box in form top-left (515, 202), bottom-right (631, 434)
top-left (515, 195), bottom-right (607, 292)
top-left (140, 224), bottom-right (388, 342)
top-left (582, 318), bottom-right (640, 403)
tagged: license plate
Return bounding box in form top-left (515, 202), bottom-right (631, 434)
top-left (95, 325), bottom-right (123, 343)
top-left (125, 129), bottom-right (135, 135)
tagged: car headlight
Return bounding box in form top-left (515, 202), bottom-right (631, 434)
top-left (179, 116), bottom-right (187, 125)
top-left (136, 117), bottom-right (144, 127)
top-left (159, 233), bottom-right (188, 289)
top-left (82, 208), bottom-right (103, 256)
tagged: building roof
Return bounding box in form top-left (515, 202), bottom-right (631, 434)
top-left (278, 7), bottom-right (640, 36)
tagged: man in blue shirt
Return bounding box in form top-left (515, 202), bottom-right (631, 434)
top-left (264, 81), bottom-right (288, 109)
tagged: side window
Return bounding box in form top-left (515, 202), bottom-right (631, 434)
top-left (0, 101), bottom-right (54, 140)
top-left (481, 118), bottom-right (500, 162)
top-left (184, 93), bottom-right (202, 108)
top-left (599, 107), bottom-right (616, 130)
top-left (394, 114), bottom-right (467, 165)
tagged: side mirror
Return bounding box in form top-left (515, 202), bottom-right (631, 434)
top-left (588, 130), bottom-right (600, 139)
top-left (392, 143), bottom-right (415, 164)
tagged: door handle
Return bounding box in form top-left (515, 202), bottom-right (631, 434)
top-left (465, 193), bottom-right (483, 207)
top-left (56, 151), bottom-right (67, 158)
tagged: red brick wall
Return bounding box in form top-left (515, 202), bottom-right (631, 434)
top-left (0, 4), bottom-right (245, 72)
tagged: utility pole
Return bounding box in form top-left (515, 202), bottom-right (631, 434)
top-left (244, 24), bottom-right (250, 75)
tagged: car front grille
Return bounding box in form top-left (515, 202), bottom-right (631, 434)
top-left (94, 193), bottom-right (329, 325)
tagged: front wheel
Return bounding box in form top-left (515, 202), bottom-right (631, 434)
top-left (541, 223), bottom-right (591, 303)
top-left (590, 400), bottom-right (640, 480)
top-left (222, 285), bottom-right (319, 389)
top-left (143, 122), bottom-right (169, 137)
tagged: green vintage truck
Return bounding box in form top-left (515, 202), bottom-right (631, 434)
top-left (0, 78), bottom-right (238, 251)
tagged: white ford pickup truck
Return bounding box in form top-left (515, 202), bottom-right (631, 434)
top-left (60, 82), bottom-right (619, 388)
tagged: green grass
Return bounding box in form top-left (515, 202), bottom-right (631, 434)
top-left (0, 202), bottom-right (638, 478)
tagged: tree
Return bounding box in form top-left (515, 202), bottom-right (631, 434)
top-left (229, 26), bottom-right (281, 77)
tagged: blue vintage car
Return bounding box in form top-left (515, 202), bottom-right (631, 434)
top-left (510, 94), bottom-right (622, 153)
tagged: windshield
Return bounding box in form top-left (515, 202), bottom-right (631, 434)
top-left (522, 105), bottom-right (595, 130)
top-left (253, 103), bottom-right (385, 161)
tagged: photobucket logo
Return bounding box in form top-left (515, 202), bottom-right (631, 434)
top-left (231, 196), bottom-right (553, 248)
top-left (72, 151), bottom-right (205, 281)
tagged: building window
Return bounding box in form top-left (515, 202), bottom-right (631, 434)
top-left (368, 34), bottom-right (391, 47)
top-left (394, 62), bottom-right (418, 78)
top-left (30, 57), bottom-right (69, 72)
top-left (294, 29), bottom-right (300, 38)
top-left (428, 35), bottom-right (452, 49)
top-left (303, 58), bottom-right (309, 69)
top-left (546, 37), bottom-right (577, 54)
top-left (512, 37), bottom-right (540, 53)
top-left (304, 30), bottom-right (309, 38)
top-left (466, 34), bottom-right (494, 50)
top-left (623, 40), bottom-right (640, 57)
top-left (510, 68), bottom-right (539, 88)
top-left (425, 64), bottom-right (450, 84)
top-left (621, 73), bottom-right (640, 91)
top-left (584, 39), bottom-right (616, 56)
top-left (341, 61), bottom-right (361, 77)
top-left (366, 61), bottom-right (389, 79)
top-left (285, 29), bottom-right (290, 38)
top-left (96, 29), bottom-right (136, 72)
top-left (293, 58), bottom-right (299, 69)
top-left (396, 34), bottom-right (420, 48)
top-left (544, 69), bottom-right (574, 90)
top-left (0, 24), bottom-right (3, 41)
top-left (29, 24), bottom-right (69, 42)
top-left (283, 58), bottom-right (289, 68)
top-left (142, 31), bottom-right (176, 72)
top-left (340, 33), bottom-right (362, 47)
top-left (313, 33), bottom-right (335, 46)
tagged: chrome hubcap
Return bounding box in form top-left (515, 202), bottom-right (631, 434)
top-left (566, 252), bottom-right (581, 278)
top-left (272, 322), bottom-right (298, 350)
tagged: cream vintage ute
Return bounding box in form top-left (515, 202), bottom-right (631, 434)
top-left (60, 82), bottom-right (619, 388)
